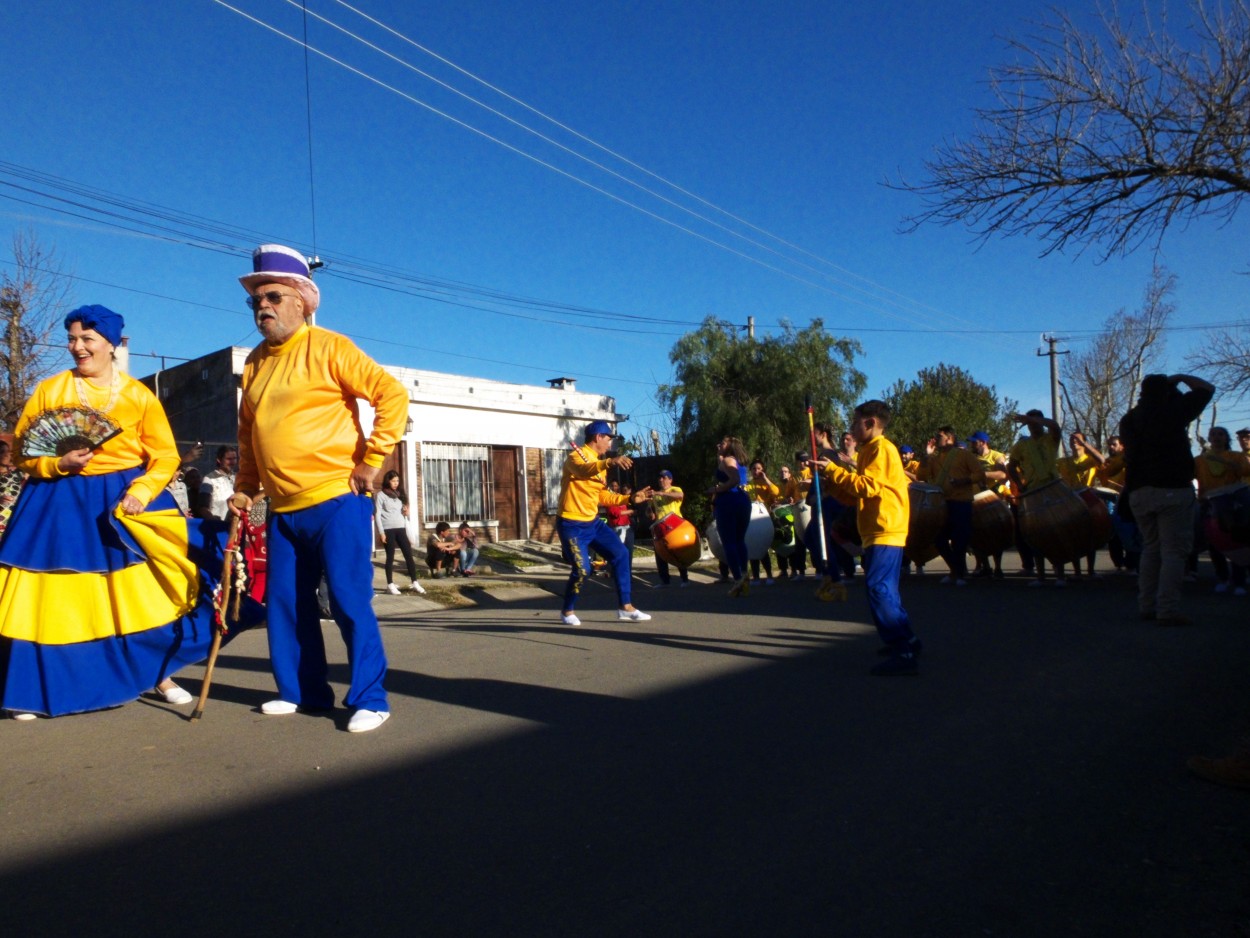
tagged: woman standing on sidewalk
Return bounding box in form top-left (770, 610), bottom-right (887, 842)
top-left (375, 470), bottom-right (425, 594)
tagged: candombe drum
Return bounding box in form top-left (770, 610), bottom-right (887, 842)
top-left (705, 501), bottom-right (776, 562)
top-left (1073, 487), bottom-right (1113, 554)
top-left (773, 503), bottom-right (797, 557)
top-left (1016, 479), bottom-right (1091, 564)
top-left (1202, 482), bottom-right (1250, 566)
top-left (651, 512), bottom-right (702, 567)
top-left (968, 489), bottom-right (1014, 556)
top-left (791, 500), bottom-right (811, 543)
top-left (905, 483), bottom-right (946, 565)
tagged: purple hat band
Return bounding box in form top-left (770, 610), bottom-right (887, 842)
top-left (253, 249), bottom-right (310, 278)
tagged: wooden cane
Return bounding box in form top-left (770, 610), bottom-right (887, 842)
top-left (190, 512), bottom-right (240, 722)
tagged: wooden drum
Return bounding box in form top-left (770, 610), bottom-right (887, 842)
top-left (969, 490), bottom-right (1014, 555)
top-left (773, 504), bottom-right (798, 557)
top-left (905, 483), bottom-right (946, 565)
top-left (1017, 480), bottom-right (1091, 564)
top-left (1074, 487), bottom-right (1113, 553)
top-left (652, 513), bottom-right (701, 567)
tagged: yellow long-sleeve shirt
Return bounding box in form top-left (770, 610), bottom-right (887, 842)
top-left (14, 370), bottom-right (179, 508)
top-left (1194, 450), bottom-right (1249, 498)
top-left (918, 446), bottom-right (986, 502)
top-left (745, 479), bottom-right (780, 507)
top-left (558, 443), bottom-right (628, 521)
top-left (237, 324), bottom-right (409, 513)
top-left (1057, 452), bottom-right (1100, 489)
top-left (819, 435), bottom-right (909, 547)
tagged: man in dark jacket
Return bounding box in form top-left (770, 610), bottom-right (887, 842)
top-left (1119, 373), bottom-right (1214, 626)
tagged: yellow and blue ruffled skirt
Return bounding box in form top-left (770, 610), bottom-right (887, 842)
top-left (0, 466), bottom-right (255, 716)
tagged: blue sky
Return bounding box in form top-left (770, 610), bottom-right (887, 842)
top-left (2, 0), bottom-right (1247, 445)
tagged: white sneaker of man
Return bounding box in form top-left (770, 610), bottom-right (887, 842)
top-left (348, 709), bottom-right (390, 733)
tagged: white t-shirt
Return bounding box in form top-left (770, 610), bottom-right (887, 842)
top-left (199, 468), bottom-right (236, 521)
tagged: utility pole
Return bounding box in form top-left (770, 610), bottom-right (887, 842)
top-left (746, 316), bottom-right (755, 340)
top-left (1037, 333), bottom-right (1069, 450)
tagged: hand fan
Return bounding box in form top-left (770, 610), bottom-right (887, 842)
top-left (19, 406), bottom-right (123, 457)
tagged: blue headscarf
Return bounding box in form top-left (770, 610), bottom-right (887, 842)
top-left (65, 305), bottom-right (124, 347)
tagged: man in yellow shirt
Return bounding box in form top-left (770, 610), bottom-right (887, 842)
top-left (1007, 409), bottom-right (1063, 586)
top-left (814, 400), bottom-right (919, 676)
top-left (650, 469), bottom-right (688, 586)
top-left (918, 426), bottom-right (986, 586)
top-left (557, 421), bottom-right (653, 626)
top-left (231, 245), bottom-right (408, 734)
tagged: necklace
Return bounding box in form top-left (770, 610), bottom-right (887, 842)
top-left (75, 369), bottom-right (121, 414)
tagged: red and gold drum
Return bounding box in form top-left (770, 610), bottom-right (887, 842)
top-left (652, 513), bottom-right (701, 568)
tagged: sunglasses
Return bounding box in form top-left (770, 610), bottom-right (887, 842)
top-left (246, 291), bottom-right (300, 311)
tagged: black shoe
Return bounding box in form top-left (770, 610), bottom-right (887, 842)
top-left (877, 638), bottom-right (923, 657)
top-left (871, 653), bottom-right (919, 676)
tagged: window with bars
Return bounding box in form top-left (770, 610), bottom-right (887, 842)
top-left (422, 443), bottom-right (493, 522)
top-left (543, 449), bottom-right (567, 512)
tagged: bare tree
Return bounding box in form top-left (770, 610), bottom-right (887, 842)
top-left (0, 229), bottom-right (74, 430)
top-left (894, 1), bottom-right (1250, 259)
top-left (1186, 324), bottom-right (1250, 402)
top-left (1061, 265), bottom-right (1176, 443)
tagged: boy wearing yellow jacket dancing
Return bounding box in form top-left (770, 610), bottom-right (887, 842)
top-left (812, 400), bottom-right (920, 675)
top-left (557, 420), bottom-right (653, 626)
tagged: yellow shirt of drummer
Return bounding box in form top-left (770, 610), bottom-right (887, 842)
top-left (650, 485), bottom-right (684, 521)
top-left (745, 479), bottom-right (779, 507)
top-left (1009, 434), bottom-right (1060, 490)
top-left (559, 443), bottom-right (628, 521)
top-left (974, 448), bottom-right (1008, 494)
top-left (819, 436), bottom-right (909, 547)
top-left (14, 370), bottom-right (180, 508)
top-left (1098, 455), bottom-right (1126, 489)
top-left (1194, 451), bottom-right (1250, 498)
top-left (236, 324), bottom-right (408, 513)
top-left (918, 447), bottom-right (985, 502)
top-left (1057, 451), bottom-right (1099, 489)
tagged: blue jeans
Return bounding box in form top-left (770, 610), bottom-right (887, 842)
top-left (713, 489), bottom-right (751, 580)
top-left (459, 545), bottom-right (480, 571)
top-left (267, 493), bottom-right (388, 712)
top-left (558, 516), bottom-right (632, 611)
top-left (862, 545), bottom-right (914, 649)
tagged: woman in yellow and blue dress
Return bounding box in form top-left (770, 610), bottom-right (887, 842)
top-left (0, 305), bottom-right (246, 719)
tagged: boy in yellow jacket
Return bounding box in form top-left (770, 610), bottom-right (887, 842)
top-left (813, 400), bottom-right (920, 675)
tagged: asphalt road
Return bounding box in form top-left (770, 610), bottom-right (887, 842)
top-left (2, 561), bottom-right (1248, 937)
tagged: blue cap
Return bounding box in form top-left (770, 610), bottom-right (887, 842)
top-left (967, 431), bottom-right (990, 444)
top-left (65, 305), bottom-right (124, 347)
top-left (659, 469), bottom-right (672, 479)
top-left (584, 419), bottom-right (614, 442)
top-left (899, 445), bottom-right (914, 455)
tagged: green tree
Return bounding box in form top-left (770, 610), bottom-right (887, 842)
top-left (658, 317), bottom-right (865, 529)
top-left (883, 364), bottom-right (1019, 455)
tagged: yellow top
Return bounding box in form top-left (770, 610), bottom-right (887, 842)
top-left (745, 479), bottom-right (780, 507)
top-left (819, 436), bottom-right (909, 547)
top-left (1194, 451), bottom-right (1249, 498)
top-left (650, 485), bottom-right (684, 521)
top-left (237, 324), bottom-right (409, 512)
top-left (1008, 434), bottom-right (1060, 491)
top-left (1057, 452), bottom-right (1100, 489)
top-left (559, 443), bottom-right (628, 521)
top-left (14, 370), bottom-right (179, 508)
top-left (918, 447), bottom-right (986, 502)
top-left (1097, 455), bottom-right (1126, 489)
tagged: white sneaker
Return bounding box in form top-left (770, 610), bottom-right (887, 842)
top-left (409, 582), bottom-right (427, 595)
top-left (954, 579), bottom-right (967, 587)
top-left (1054, 578), bottom-right (1068, 589)
top-left (347, 709), bottom-right (390, 733)
top-left (940, 575), bottom-right (953, 585)
top-left (261, 699), bottom-right (299, 715)
top-left (12, 712), bottom-right (37, 721)
top-left (1214, 582), bottom-right (1229, 594)
top-left (765, 577), bottom-right (775, 585)
top-left (678, 581), bottom-right (688, 588)
top-left (386, 583), bottom-right (400, 595)
top-left (156, 683), bottom-right (194, 705)
top-left (1235, 587), bottom-right (1248, 597)
top-left (617, 608), bottom-right (652, 622)
top-left (561, 613), bottom-right (581, 626)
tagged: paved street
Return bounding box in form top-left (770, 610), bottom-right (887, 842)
top-left (2, 561), bottom-right (1248, 936)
